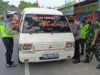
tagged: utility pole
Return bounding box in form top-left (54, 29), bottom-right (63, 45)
top-left (36, 0), bottom-right (39, 7)
top-left (65, 0), bottom-right (66, 4)
top-left (78, 0), bottom-right (80, 20)
top-left (99, 0), bottom-right (100, 7)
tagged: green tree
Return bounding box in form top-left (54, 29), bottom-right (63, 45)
top-left (18, 1), bottom-right (38, 11)
top-left (0, 0), bottom-right (9, 15)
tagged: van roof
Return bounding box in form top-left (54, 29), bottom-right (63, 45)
top-left (22, 8), bottom-right (63, 15)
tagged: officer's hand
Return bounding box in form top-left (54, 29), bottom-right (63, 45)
top-left (11, 23), bottom-right (17, 28)
top-left (92, 42), bottom-right (96, 46)
top-left (11, 25), bottom-right (15, 28)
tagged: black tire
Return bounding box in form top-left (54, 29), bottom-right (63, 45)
top-left (18, 51), bottom-right (23, 64)
top-left (18, 58), bottom-right (22, 64)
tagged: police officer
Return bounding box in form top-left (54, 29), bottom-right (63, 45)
top-left (69, 16), bottom-right (80, 64)
top-left (80, 19), bottom-right (89, 55)
top-left (0, 14), bottom-right (17, 67)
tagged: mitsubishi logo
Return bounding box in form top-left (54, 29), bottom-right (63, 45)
top-left (49, 45), bottom-right (52, 48)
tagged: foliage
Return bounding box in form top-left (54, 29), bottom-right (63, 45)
top-left (18, 1), bottom-right (38, 11)
top-left (0, 0), bottom-right (9, 15)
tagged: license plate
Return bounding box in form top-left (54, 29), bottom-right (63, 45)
top-left (41, 54), bottom-right (59, 60)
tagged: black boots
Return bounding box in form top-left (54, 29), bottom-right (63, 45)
top-left (73, 58), bottom-right (80, 64)
top-left (80, 50), bottom-right (84, 56)
top-left (96, 64), bottom-right (100, 69)
top-left (82, 58), bottom-right (90, 63)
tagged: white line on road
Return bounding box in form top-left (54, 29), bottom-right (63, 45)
top-left (25, 63), bottom-right (30, 75)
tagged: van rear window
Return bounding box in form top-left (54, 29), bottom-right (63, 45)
top-left (22, 14), bottom-right (71, 33)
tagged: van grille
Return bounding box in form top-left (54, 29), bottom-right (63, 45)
top-left (34, 42), bottom-right (65, 51)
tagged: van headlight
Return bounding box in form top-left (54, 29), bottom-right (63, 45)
top-left (18, 44), bottom-right (32, 50)
top-left (65, 42), bottom-right (73, 48)
top-left (23, 44), bottom-right (32, 50)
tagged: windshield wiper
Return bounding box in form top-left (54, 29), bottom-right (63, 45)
top-left (29, 29), bottom-right (40, 35)
top-left (26, 26), bottom-right (32, 30)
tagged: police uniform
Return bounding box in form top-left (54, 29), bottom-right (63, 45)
top-left (0, 21), bottom-right (16, 67)
top-left (80, 22), bottom-right (89, 55)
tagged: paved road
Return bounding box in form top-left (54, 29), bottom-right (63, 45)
top-left (0, 36), bottom-right (100, 75)
top-left (29, 59), bottom-right (100, 75)
top-left (0, 36), bottom-right (24, 75)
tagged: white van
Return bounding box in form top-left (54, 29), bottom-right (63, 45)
top-left (18, 8), bottom-right (75, 63)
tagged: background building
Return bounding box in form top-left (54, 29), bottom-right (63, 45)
top-left (58, 0), bottom-right (100, 21)
top-left (74, 0), bottom-right (98, 21)
top-left (57, 0), bottom-right (76, 16)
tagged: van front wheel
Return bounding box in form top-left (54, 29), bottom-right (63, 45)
top-left (18, 52), bottom-right (23, 64)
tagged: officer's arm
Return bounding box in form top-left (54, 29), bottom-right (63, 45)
top-left (92, 30), bottom-right (98, 46)
top-left (6, 22), bottom-right (17, 34)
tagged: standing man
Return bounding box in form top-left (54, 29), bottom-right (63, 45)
top-left (90, 21), bottom-right (100, 69)
top-left (82, 20), bottom-right (95, 63)
top-left (69, 16), bottom-right (80, 64)
top-left (80, 19), bottom-right (89, 55)
top-left (82, 18), bottom-right (100, 69)
top-left (0, 14), bottom-right (17, 67)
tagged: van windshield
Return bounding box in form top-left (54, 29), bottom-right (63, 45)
top-left (22, 14), bottom-right (71, 33)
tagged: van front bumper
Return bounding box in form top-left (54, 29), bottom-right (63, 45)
top-left (18, 49), bottom-right (74, 63)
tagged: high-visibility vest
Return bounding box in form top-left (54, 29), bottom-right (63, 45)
top-left (98, 22), bottom-right (100, 26)
top-left (0, 22), bottom-right (14, 38)
top-left (80, 23), bottom-right (89, 39)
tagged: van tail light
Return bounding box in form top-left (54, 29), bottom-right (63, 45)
top-left (65, 42), bottom-right (73, 48)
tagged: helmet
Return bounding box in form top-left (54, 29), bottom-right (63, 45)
top-left (6, 11), bottom-right (15, 15)
top-left (6, 11), bottom-right (15, 18)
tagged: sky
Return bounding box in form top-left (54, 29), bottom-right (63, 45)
top-left (4, 0), bottom-right (85, 7)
